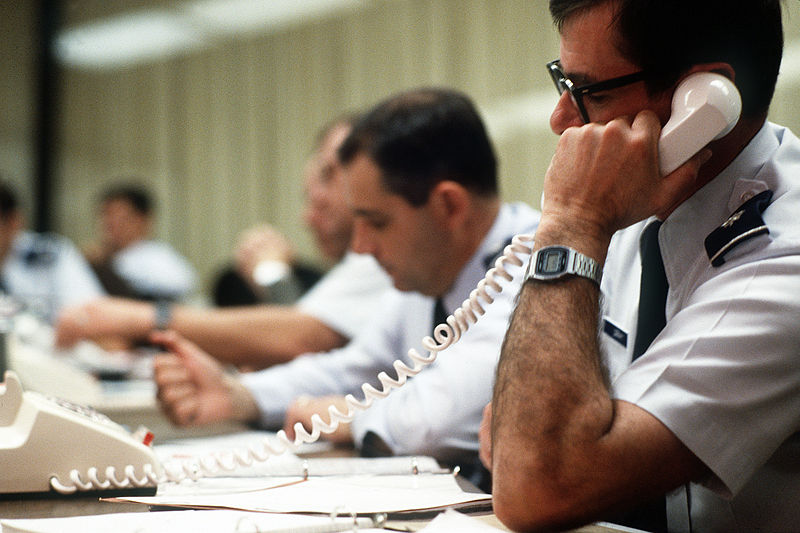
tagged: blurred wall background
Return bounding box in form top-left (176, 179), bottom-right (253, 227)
top-left (2, 0), bottom-right (799, 301)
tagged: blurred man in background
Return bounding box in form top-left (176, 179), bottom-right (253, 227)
top-left (84, 183), bottom-right (197, 302)
top-left (0, 182), bottom-right (104, 323)
top-left (56, 117), bottom-right (392, 370)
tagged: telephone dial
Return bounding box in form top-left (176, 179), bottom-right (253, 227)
top-left (0, 72), bottom-right (741, 497)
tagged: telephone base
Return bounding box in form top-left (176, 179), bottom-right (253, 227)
top-left (0, 485), bottom-right (157, 501)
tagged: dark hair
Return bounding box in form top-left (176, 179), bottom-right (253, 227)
top-left (101, 183), bottom-right (153, 216)
top-left (338, 87), bottom-right (498, 206)
top-left (549, 0), bottom-right (784, 118)
top-left (0, 182), bottom-right (19, 221)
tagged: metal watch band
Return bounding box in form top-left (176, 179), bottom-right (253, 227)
top-left (571, 250), bottom-right (602, 283)
top-left (526, 245), bottom-right (603, 285)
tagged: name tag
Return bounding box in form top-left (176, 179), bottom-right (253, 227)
top-left (603, 319), bottom-right (628, 347)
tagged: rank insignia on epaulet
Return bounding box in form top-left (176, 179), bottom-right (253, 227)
top-left (704, 189), bottom-right (773, 267)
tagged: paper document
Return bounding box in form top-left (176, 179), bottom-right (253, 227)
top-left (418, 509), bottom-right (506, 531)
top-left (0, 509), bottom-right (386, 533)
top-left (155, 430), bottom-right (446, 478)
top-left (109, 473), bottom-right (491, 515)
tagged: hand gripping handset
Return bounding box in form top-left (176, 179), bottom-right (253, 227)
top-left (658, 71), bottom-right (741, 175)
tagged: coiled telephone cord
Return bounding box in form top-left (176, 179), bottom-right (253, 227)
top-left (50, 234), bottom-right (534, 493)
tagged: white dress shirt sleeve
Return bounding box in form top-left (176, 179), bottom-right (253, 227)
top-left (52, 238), bottom-right (106, 309)
top-left (297, 252), bottom-right (392, 339)
top-left (241, 290), bottom-right (414, 428)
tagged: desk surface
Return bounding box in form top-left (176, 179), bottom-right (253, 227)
top-left (0, 383), bottom-right (632, 532)
top-left (0, 497), bottom-right (630, 532)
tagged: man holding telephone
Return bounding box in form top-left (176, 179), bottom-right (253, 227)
top-left (486, 0), bottom-right (799, 531)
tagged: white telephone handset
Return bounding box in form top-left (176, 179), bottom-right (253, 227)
top-left (658, 71), bottom-right (741, 175)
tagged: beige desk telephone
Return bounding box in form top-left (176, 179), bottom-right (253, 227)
top-left (0, 72), bottom-right (740, 498)
top-left (0, 371), bottom-right (162, 497)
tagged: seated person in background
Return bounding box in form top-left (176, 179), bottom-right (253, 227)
top-left (212, 223), bottom-right (323, 307)
top-left (0, 181), bottom-right (104, 323)
top-left (152, 88), bottom-right (540, 487)
top-left (84, 183), bottom-right (197, 301)
top-left (212, 127), bottom-right (358, 306)
top-left (485, 1), bottom-right (800, 532)
top-left (55, 116), bottom-right (393, 369)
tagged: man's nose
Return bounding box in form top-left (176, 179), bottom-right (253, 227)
top-left (549, 91), bottom-right (584, 134)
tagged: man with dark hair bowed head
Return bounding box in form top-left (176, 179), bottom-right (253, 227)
top-left (152, 88), bottom-right (540, 488)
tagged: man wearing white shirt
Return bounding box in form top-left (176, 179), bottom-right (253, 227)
top-left (152, 88), bottom-right (540, 481)
top-left (485, 1), bottom-right (800, 531)
top-left (84, 184), bottom-right (197, 302)
top-left (55, 118), bottom-right (392, 370)
top-left (0, 182), bottom-right (104, 323)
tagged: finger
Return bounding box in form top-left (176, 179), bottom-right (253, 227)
top-left (154, 367), bottom-right (192, 391)
top-left (152, 352), bottom-right (181, 371)
top-left (153, 355), bottom-right (190, 383)
top-left (149, 330), bottom-right (189, 352)
top-left (282, 419), bottom-right (297, 441)
top-left (283, 408), bottom-right (311, 441)
top-left (150, 330), bottom-right (215, 371)
top-left (157, 382), bottom-right (196, 406)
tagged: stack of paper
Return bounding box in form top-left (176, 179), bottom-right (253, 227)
top-left (109, 472), bottom-right (491, 515)
top-left (1, 431), bottom-right (495, 533)
top-left (0, 509), bottom-right (386, 533)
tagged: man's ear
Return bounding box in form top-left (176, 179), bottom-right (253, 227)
top-left (428, 180), bottom-right (470, 230)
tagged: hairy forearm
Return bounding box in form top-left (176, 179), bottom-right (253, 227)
top-left (171, 305), bottom-right (348, 369)
top-left (491, 222), bottom-right (615, 530)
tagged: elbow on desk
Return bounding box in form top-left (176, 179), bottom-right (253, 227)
top-left (492, 462), bottom-right (592, 533)
top-left (492, 483), bottom-right (561, 532)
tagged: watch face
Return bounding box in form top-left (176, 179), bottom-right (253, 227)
top-left (536, 247), bottom-right (567, 275)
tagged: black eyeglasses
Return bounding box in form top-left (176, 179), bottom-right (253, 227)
top-left (546, 59), bottom-right (647, 123)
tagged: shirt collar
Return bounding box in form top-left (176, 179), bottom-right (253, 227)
top-left (659, 122), bottom-right (778, 290)
top-left (441, 202), bottom-right (539, 312)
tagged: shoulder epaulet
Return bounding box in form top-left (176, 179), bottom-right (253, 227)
top-left (704, 189), bottom-right (773, 267)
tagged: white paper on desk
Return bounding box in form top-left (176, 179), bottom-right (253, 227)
top-left (155, 430), bottom-right (445, 478)
top-left (111, 473), bottom-right (491, 515)
top-left (418, 509), bottom-right (506, 531)
top-left (0, 509), bottom-right (385, 533)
